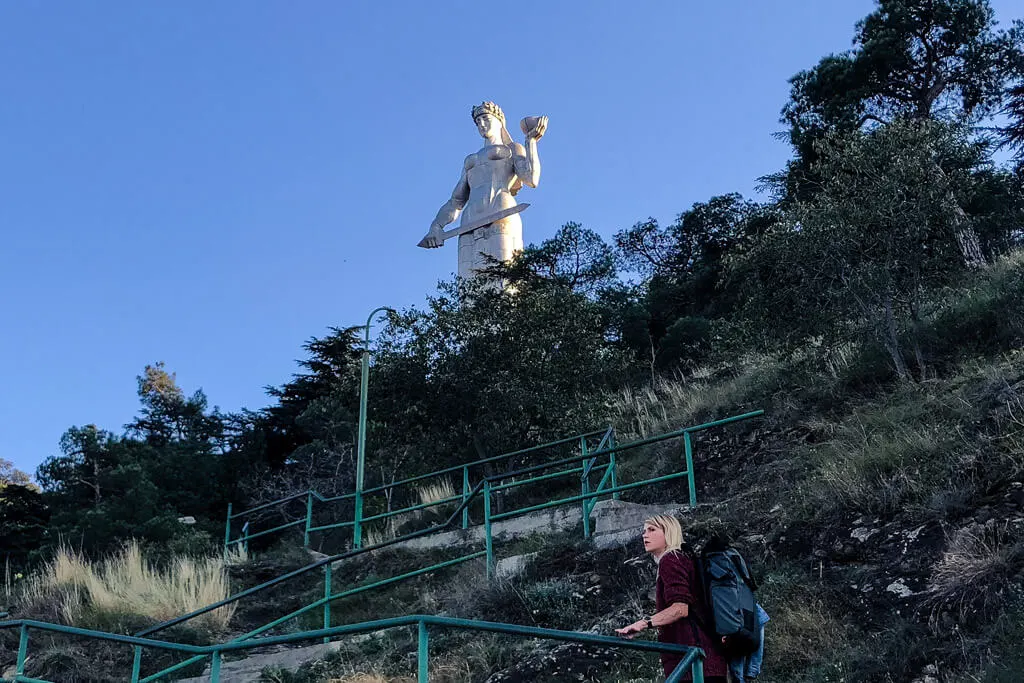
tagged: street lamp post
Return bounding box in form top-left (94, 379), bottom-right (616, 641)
top-left (353, 306), bottom-right (395, 549)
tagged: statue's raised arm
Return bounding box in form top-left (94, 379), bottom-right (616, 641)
top-left (515, 115), bottom-right (547, 189)
top-left (419, 102), bottom-right (548, 279)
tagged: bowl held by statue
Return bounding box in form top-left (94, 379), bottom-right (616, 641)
top-left (520, 115), bottom-right (548, 140)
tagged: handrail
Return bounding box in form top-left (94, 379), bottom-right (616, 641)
top-left (0, 619), bottom-right (207, 653)
top-left (595, 425), bottom-right (615, 452)
top-left (483, 410), bottom-right (764, 484)
top-left (583, 425), bottom-right (614, 479)
top-left (229, 491), bottom-right (313, 519)
top-left (225, 427), bottom-right (613, 555)
top-left (0, 614), bottom-right (705, 683)
top-left (146, 410), bottom-right (762, 639)
top-left (230, 427), bottom-right (609, 518)
top-left (137, 478), bottom-right (488, 637)
top-left (357, 427), bottom-right (609, 497)
top-left (167, 454), bottom-right (618, 640)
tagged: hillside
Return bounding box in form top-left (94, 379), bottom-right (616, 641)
top-left (2, 255), bottom-right (1023, 682)
top-left (246, 252), bottom-right (1023, 683)
top-left (3, 2), bottom-right (1024, 680)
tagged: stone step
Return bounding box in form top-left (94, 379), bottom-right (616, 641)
top-left (590, 499), bottom-right (686, 549)
top-left (489, 500), bottom-right (687, 578)
top-left (176, 641), bottom-right (341, 683)
top-left (336, 498), bottom-right (685, 559)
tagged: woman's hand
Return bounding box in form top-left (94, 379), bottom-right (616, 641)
top-left (614, 619), bottom-right (648, 639)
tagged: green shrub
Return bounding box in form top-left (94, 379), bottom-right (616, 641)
top-left (924, 251), bottom-right (1024, 363)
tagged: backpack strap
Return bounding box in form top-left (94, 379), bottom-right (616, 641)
top-left (728, 550), bottom-right (758, 592)
top-left (686, 549), bottom-right (714, 635)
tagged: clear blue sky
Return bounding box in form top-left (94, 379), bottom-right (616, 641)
top-left (3, 2), bottom-right (1021, 476)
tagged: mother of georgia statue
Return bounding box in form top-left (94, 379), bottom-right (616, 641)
top-left (419, 102), bottom-right (547, 279)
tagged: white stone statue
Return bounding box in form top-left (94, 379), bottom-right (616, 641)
top-left (419, 102), bottom-right (547, 278)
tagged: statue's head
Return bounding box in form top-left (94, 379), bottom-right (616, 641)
top-left (472, 101), bottom-right (505, 125)
top-left (472, 101), bottom-right (507, 141)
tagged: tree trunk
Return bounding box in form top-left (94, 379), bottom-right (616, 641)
top-left (953, 213), bottom-right (986, 269)
top-left (881, 297), bottom-right (910, 381)
top-left (910, 315), bottom-right (927, 383)
top-left (909, 277), bottom-right (927, 382)
top-left (930, 157), bottom-right (986, 268)
top-left (648, 333), bottom-right (658, 385)
top-left (93, 459), bottom-right (101, 506)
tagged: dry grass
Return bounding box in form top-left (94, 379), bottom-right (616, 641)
top-left (364, 478), bottom-right (459, 547)
top-left (18, 541), bottom-right (235, 633)
top-left (325, 666), bottom-right (467, 683)
top-left (926, 526), bottom-right (1024, 618)
top-left (608, 355), bottom-right (784, 439)
top-left (807, 355), bottom-right (1024, 519)
top-left (815, 423), bottom-right (953, 515)
top-left (362, 520), bottom-right (400, 548)
top-left (756, 568), bottom-right (856, 678)
top-left (416, 478), bottom-right (456, 508)
top-left (3, 556), bottom-right (22, 608)
top-left (767, 597), bottom-right (851, 670)
top-left (224, 541), bottom-right (250, 566)
top-left (823, 340), bottom-right (858, 378)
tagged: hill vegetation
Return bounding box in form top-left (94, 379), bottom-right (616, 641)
top-left (3, 1), bottom-right (1024, 681)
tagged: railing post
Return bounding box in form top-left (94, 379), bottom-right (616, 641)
top-left (692, 653), bottom-right (705, 683)
top-left (304, 492), bottom-right (314, 548)
top-left (354, 306), bottom-right (393, 550)
top-left (610, 430), bottom-right (620, 501)
top-left (210, 651), bottom-right (222, 683)
top-left (223, 502), bottom-right (232, 560)
top-left (417, 620), bottom-right (429, 683)
top-left (683, 431), bottom-right (697, 509)
top-left (323, 562), bottom-right (332, 643)
top-left (131, 645), bottom-right (143, 682)
top-left (484, 480), bottom-right (495, 581)
top-left (353, 489), bottom-right (363, 550)
top-left (580, 438), bottom-right (591, 539)
top-left (461, 466), bottom-right (470, 530)
top-left (16, 624), bottom-right (29, 676)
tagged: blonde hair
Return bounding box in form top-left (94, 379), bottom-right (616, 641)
top-left (644, 514), bottom-right (683, 553)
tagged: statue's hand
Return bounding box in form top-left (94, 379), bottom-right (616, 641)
top-left (523, 115), bottom-right (548, 141)
top-left (422, 224), bottom-right (445, 249)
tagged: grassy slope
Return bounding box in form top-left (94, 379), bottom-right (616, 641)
top-left (265, 252), bottom-right (1024, 682)
top-left (5, 253), bottom-right (1024, 683)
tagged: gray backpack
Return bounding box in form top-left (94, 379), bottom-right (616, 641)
top-left (696, 547), bottom-right (761, 658)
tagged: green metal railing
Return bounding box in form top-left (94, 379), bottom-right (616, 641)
top-left (139, 410), bottom-right (762, 652)
top-left (0, 614), bottom-right (705, 683)
top-left (1, 410), bottom-right (761, 682)
top-left (224, 427), bottom-right (613, 557)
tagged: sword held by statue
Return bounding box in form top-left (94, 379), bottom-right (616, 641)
top-left (417, 203), bottom-right (530, 249)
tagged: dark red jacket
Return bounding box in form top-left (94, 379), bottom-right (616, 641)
top-left (655, 550), bottom-right (729, 679)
